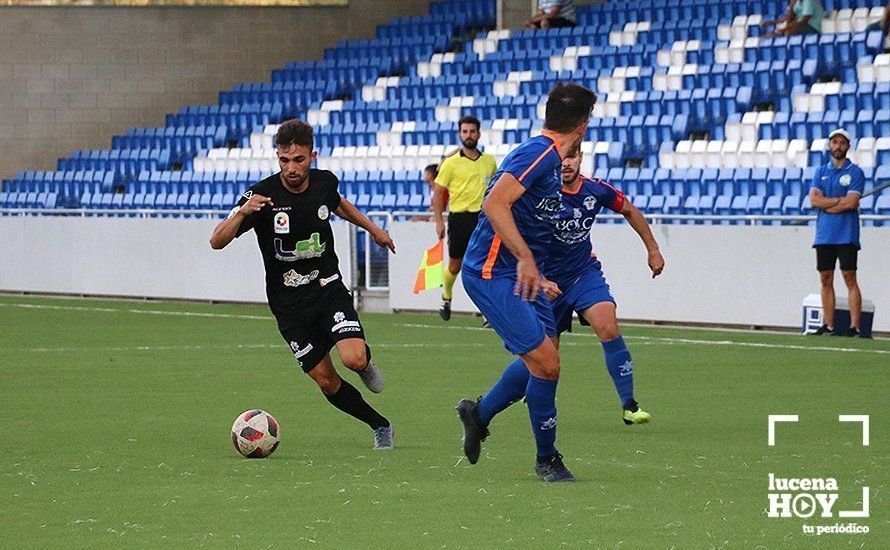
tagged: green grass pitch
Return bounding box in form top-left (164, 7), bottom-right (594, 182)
top-left (0, 295), bottom-right (887, 548)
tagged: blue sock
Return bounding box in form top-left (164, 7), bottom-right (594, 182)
top-left (477, 358), bottom-right (529, 425)
top-left (525, 374), bottom-right (558, 457)
top-left (602, 335), bottom-right (635, 407)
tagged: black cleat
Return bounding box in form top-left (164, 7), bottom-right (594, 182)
top-left (439, 297), bottom-right (452, 321)
top-left (456, 397), bottom-right (489, 464)
top-left (812, 324), bottom-right (833, 335)
top-left (845, 327), bottom-right (860, 338)
top-left (535, 453), bottom-right (577, 482)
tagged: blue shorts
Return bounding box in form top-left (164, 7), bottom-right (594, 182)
top-left (462, 270), bottom-right (557, 355)
top-left (550, 261), bottom-right (615, 335)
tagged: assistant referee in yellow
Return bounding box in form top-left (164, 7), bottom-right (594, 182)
top-left (432, 115), bottom-right (498, 320)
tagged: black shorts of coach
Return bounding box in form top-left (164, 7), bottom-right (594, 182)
top-left (815, 244), bottom-right (858, 272)
top-left (277, 282), bottom-right (365, 373)
top-left (447, 211), bottom-right (480, 260)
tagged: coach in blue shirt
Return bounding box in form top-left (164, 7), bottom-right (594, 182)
top-left (808, 128), bottom-right (865, 337)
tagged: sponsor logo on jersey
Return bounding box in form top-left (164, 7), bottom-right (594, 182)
top-left (535, 195), bottom-right (563, 222)
top-left (241, 190), bottom-right (253, 200)
top-left (583, 196), bottom-right (598, 210)
top-left (319, 274), bottom-right (340, 286)
top-left (318, 205), bottom-right (329, 220)
top-left (283, 269), bottom-right (319, 288)
top-left (553, 216), bottom-right (595, 244)
top-left (274, 232), bottom-right (326, 262)
top-left (333, 311), bottom-right (346, 323)
top-left (274, 212), bottom-right (290, 234)
top-left (839, 174), bottom-right (852, 187)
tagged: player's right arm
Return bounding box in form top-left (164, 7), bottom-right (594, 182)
top-left (808, 168), bottom-right (840, 211)
top-left (483, 172), bottom-right (540, 301)
top-left (432, 157), bottom-right (453, 239)
top-left (209, 194), bottom-right (272, 250)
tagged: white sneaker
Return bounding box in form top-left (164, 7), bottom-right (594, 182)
top-left (358, 361), bottom-right (384, 393)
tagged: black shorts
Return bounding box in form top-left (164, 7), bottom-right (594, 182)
top-left (276, 283), bottom-right (365, 373)
top-left (815, 244), bottom-right (858, 272)
top-left (447, 211), bottom-right (480, 259)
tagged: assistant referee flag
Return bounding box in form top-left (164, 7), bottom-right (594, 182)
top-left (413, 239), bottom-right (445, 294)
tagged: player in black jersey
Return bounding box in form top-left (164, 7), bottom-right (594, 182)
top-left (210, 119), bottom-right (396, 450)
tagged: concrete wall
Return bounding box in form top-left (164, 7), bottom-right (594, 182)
top-left (0, 216), bottom-right (353, 302)
top-left (389, 221), bottom-right (890, 331)
top-left (0, 0), bottom-right (430, 178)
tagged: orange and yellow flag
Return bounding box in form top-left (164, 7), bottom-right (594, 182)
top-left (413, 239), bottom-right (445, 294)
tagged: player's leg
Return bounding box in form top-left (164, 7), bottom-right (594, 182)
top-left (335, 338), bottom-right (383, 393)
top-left (815, 246), bottom-right (836, 334)
top-left (317, 284), bottom-right (393, 448)
top-left (322, 283), bottom-right (384, 392)
top-left (305, 353), bottom-right (392, 449)
top-left (440, 212), bottom-right (477, 321)
top-left (842, 271), bottom-right (862, 334)
top-left (579, 302), bottom-right (651, 425)
top-left (839, 245), bottom-right (861, 336)
top-left (459, 274), bottom-right (573, 481)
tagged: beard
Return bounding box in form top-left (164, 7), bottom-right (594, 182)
top-left (562, 169), bottom-right (579, 185)
top-left (461, 138), bottom-right (478, 149)
top-left (831, 149), bottom-right (846, 160)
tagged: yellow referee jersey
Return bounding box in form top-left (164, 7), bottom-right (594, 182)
top-left (435, 150), bottom-right (498, 213)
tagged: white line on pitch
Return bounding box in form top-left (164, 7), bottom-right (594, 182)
top-left (396, 323), bottom-right (890, 356)
top-left (22, 342), bottom-right (491, 353)
top-left (0, 302), bottom-right (272, 321)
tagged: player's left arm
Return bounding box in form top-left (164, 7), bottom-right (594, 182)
top-left (334, 195), bottom-right (396, 253)
top-left (619, 201), bottom-right (665, 278)
top-left (825, 169), bottom-right (864, 214)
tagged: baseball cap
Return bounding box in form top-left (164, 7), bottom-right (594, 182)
top-left (828, 128), bottom-right (851, 142)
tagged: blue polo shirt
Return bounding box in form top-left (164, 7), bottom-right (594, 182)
top-left (810, 159), bottom-right (865, 248)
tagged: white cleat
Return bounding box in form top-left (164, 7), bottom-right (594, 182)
top-left (373, 423), bottom-right (394, 450)
top-left (358, 360), bottom-right (384, 393)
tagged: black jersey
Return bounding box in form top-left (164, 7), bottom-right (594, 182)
top-left (232, 169), bottom-right (344, 320)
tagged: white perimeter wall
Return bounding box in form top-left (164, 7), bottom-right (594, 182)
top-left (0, 217), bottom-right (352, 303)
top-left (389, 221), bottom-right (890, 332)
top-left (0, 217), bottom-right (886, 331)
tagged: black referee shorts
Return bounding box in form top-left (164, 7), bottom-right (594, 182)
top-left (276, 283), bottom-right (365, 373)
top-left (447, 211), bottom-right (480, 260)
top-left (815, 244), bottom-right (858, 272)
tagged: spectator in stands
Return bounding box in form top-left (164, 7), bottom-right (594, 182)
top-left (432, 115), bottom-right (498, 321)
top-left (808, 129), bottom-right (866, 338)
top-left (761, 0), bottom-right (823, 37)
top-left (525, 0), bottom-right (577, 30)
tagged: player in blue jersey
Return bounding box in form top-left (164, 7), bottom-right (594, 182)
top-left (456, 83), bottom-right (597, 482)
top-left (547, 149), bottom-right (664, 424)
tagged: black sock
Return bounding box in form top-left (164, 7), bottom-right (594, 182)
top-left (324, 377), bottom-right (389, 429)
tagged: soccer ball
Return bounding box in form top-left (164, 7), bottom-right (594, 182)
top-left (231, 409), bottom-right (280, 458)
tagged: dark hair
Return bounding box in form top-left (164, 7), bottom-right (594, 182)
top-left (458, 115), bottom-right (481, 130)
top-left (424, 164), bottom-right (439, 177)
top-left (544, 83), bottom-right (597, 133)
top-left (275, 119), bottom-right (314, 150)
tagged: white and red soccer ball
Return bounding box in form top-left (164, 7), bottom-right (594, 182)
top-left (231, 409), bottom-right (280, 458)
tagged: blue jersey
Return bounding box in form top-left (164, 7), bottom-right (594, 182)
top-left (811, 160), bottom-right (865, 248)
top-left (545, 175), bottom-right (625, 285)
top-left (463, 133), bottom-right (564, 279)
